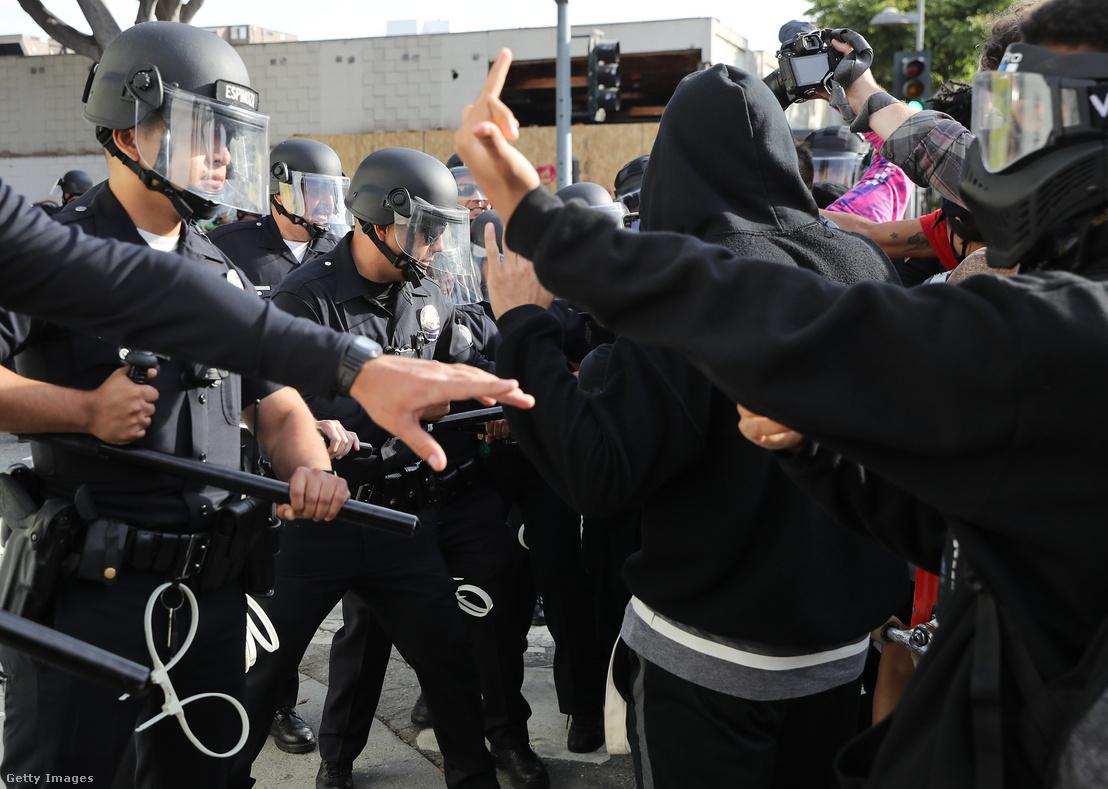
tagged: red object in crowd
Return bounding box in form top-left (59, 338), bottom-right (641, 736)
top-left (911, 567), bottom-right (940, 628)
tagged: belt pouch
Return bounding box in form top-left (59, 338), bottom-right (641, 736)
top-left (200, 497), bottom-right (274, 593)
top-left (75, 518), bottom-right (128, 586)
top-left (244, 517), bottom-right (281, 597)
top-left (0, 468), bottom-right (79, 620)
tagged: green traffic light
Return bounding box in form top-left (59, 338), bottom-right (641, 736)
top-left (907, 100), bottom-right (925, 111)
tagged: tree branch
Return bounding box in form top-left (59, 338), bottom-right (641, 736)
top-left (16, 0), bottom-right (101, 59)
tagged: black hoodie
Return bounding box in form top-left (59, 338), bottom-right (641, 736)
top-left (640, 64), bottom-right (897, 286)
top-left (497, 64), bottom-right (907, 680)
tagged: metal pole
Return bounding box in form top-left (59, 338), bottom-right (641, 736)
top-left (555, 0), bottom-right (572, 191)
top-left (917, 0), bottom-right (925, 51)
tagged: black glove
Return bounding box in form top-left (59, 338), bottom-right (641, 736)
top-left (825, 28), bottom-right (875, 122)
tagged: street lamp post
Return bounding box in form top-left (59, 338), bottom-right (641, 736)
top-left (870, 1), bottom-right (925, 49)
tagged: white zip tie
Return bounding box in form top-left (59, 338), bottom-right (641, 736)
top-left (123, 582), bottom-right (249, 758)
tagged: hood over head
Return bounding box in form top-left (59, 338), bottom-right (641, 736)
top-left (640, 63), bottom-right (897, 286)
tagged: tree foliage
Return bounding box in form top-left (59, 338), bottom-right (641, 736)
top-left (804, 0), bottom-right (1021, 91)
top-left (17, 0), bottom-right (207, 60)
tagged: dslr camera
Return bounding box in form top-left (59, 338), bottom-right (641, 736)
top-left (763, 29), bottom-right (844, 110)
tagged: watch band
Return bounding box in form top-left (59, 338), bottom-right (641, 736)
top-left (335, 335), bottom-right (383, 397)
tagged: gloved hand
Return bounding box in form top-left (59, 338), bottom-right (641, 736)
top-left (825, 28), bottom-right (875, 122)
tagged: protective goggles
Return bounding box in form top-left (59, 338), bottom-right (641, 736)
top-left (972, 49), bottom-right (1108, 174)
top-left (135, 84), bottom-right (269, 215)
top-left (275, 171), bottom-right (352, 229)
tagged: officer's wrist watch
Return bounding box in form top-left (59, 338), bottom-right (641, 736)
top-left (336, 335), bottom-right (383, 397)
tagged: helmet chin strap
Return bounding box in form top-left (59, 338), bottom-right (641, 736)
top-left (98, 128), bottom-right (219, 222)
top-left (362, 221), bottom-right (425, 285)
top-left (271, 196), bottom-right (327, 239)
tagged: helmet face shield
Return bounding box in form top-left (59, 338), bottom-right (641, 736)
top-left (277, 171), bottom-right (351, 229)
top-left (593, 202), bottom-right (630, 226)
top-left (973, 71), bottom-right (1054, 174)
top-left (134, 84), bottom-right (269, 215)
top-left (813, 152), bottom-right (865, 186)
top-left (394, 198), bottom-right (477, 303)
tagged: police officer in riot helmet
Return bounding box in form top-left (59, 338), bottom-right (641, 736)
top-left (555, 181), bottom-right (628, 225)
top-left (0, 22), bottom-right (347, 787)
top-left (209, 138), bottom-right (350, 295)
top-left (237, 148), bottom-right (540, 789)
top-left (40, 169), bottom-right (95, 215)
top-left (83, 23), bottom-right (269, 224)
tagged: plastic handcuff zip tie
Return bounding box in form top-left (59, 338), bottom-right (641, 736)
top-left (123, 582), bottom-right (250, 758)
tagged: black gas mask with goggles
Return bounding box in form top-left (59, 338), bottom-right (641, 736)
top-left (961, 44), bottom-right (1108, 271)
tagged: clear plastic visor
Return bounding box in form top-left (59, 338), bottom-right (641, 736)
top-left (593, 202), bottom-right (629, 226)
top-left (134, 85), bottom-right (269, 214)
top-left (277, 171), bottom-right (352, 229)
top-left (395, 201), bottom-right (481, 304)
top-left (813, 152), bottom-right (864, 186)
top-left (972, 70), bottom-right (1054, 173)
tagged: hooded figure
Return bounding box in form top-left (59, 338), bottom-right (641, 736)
top-left (640, 63), bottom-right (897, 286)
top-left (493, 63), bottom-right (907, 789)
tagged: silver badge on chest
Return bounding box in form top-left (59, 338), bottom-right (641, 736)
top-left (420, 305), bottom-right (441, 341)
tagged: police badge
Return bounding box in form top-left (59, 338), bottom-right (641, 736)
top-left (419, 305), bottom-right (441, 341)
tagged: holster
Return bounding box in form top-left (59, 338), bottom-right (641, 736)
top-left (199, 496), bottom-right (279, 595)
top-left (0, 465), bottom-right (80, 621)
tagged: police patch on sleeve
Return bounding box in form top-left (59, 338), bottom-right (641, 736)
top-left (226, 270), bottom-right (245, 290)
top-left (456, 323), bottom-right (473, 348)
top-left (420, 305), bottom-right (441, 341)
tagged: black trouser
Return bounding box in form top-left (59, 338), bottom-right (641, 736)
top-left (0, 569), bottom-right (247, 788)
top-left (624, 647), bottom-right (862, 789)
top-left (231, 511), bottom-right (498, 789)
top-left (493, 444), bottom-right (608, 717)
top-left (322, 483), bottom-right (531, 753)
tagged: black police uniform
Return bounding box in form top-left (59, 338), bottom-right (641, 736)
top-left (207, 213), bottom-right (338, 297)
top-left (0, 178), bottom-right (358, 398)
top-left (207, 207), bottom-right (339, 741)
top-left (230, 234), bottom-right (510, 788)
top-left (0, 184), bottom-right (280, 788)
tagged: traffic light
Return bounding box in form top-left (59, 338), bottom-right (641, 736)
top-left (893, 49), bottom-right (932, 111)
top-left (588, 40), bottom-right (621, 122)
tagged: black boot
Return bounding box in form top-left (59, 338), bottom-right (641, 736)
top-left (269, 706), bottom-right (317, 754)
top-left (316, 760), bottom-right (354, 789)
top-left (491, 744), bottom-right (550, 789)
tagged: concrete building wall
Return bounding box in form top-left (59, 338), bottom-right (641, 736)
top-left (0, 18), bottom-right (767, 198)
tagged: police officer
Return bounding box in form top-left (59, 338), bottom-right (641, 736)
top-left (232, 148), bottom-right (518, 789)
top-left (209, 138), bottom-right (350, 296)
top-left (40, 169), bottom-right (94, 215)
top-left (210, 138), bottom-right (351, 756)
top-left (0, 22), bottom-right (349, 788)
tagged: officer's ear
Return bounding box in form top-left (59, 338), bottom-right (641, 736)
top-left (372, 224), bottom-right (391, 243)
top-left (113, 128), bottom-right (141, 163)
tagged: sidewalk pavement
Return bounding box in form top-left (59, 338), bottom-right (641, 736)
top-left (248, 602), bottom-right (636, 788)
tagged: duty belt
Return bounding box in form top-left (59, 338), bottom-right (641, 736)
top-left (124, 527), bottom-right (209, 580)
top-left (357, 458), bottom-right (481, 511)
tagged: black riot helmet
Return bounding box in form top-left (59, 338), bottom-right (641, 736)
top-left (56, 170), bottom-right (93, 201)
top-left (556, 181), bottom-right (628, 225)
top-left (614, 155), bottom-right (648, 211)
top-left (346, 148), bottom-right (479, 300)
top-left (82, 22), bottom-right (269, 222)
top-left (269, 139), bottom-right (350, 238)
top-left (961, 44), bottom-right (1108, 271)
